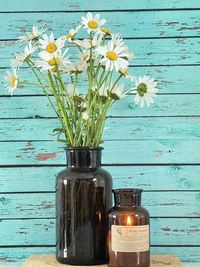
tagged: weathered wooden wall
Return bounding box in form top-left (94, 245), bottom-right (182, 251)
top-left (0, 0), bottom-right (200, 266)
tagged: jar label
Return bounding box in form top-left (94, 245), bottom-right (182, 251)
top-left (111, 225), bottom-right (149, 252)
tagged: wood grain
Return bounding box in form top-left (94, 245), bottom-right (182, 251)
top-left (0, 191), bottom-right (199, 218)
top-left (2, 66), bottom-right (200, 95)
top-left (0, 140), bottom-right (200, 165)
top-left (1, 10), bottom-right (200, 39)
top-left (0, 218), bottom-right (199, 246)
top-left (1, 247), bottom-right (200, 264)
top-left (1, 38), bottom-right (200, 68)
top-left (2, 0), bottom-right (200, 12)
top-left (1, 117), bottom-right (200, 141)
top-left (1, 95), bottom-right (200, 119)
top-left (1, 165), bottom-right (200, 192)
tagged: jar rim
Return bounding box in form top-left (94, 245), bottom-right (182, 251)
top-left (112, 188), bottom-right (143, 194)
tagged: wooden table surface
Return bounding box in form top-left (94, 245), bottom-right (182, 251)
top-left (0, 262), bottom-right (199, 267)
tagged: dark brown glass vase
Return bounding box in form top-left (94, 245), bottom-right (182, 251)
top-left (56, 147), bottom-right (112, 265)
top-left (107, 189), bottom-right (150, 267)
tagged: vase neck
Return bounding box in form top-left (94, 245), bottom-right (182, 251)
top-left (113, 189), bottom-right (143, 207)
top-left (66, 147), bottom-right (103, 169)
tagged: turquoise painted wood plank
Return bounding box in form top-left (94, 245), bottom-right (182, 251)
top-left (1, 192), bottom-right (199, 218)
top-left (1, 38), bottom-right (200, 68)
top-left (0, 193), bottom-right (55, 219)
top-left (151, 248), bottom-right (200, 262)
top-left (0, 263), bottom-right (21, 267)
top-left (1, 165), bottom-right (200, 192)
top-left (2, 0), bottom-right (200, 12)
top-left (0, 140), bottom-right (200, 165)
top-left (1, 117), bottom-right (200, 141)
top-left (0, 247), bottom-right (55, 263)
top-left (0, 247), bottom-right (199, 264)
top-left (0, 219), bottom-right (55, 246)
top-left (2, 66), bottom-right (200, 95)
top-left (1, 95), bottom-right (200, 119)
top-left (0, 218), bottom-right (199, 246)
top-left (1, 10), bottom-right (200, 39)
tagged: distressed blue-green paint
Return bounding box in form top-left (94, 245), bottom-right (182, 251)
top-left (1, 165), bottom-right (200, 193)
top-left (1, 117), bottom-right (200, 141)
top-left (1, 95), bottom-right (200, 119)
top-left (1, 10), bottom-right (200, 39)
top-left (2, 0), bottom-right (200, 12)
top-left (1, 38), bottom-right (200, 68)
top-left (0, 140), bottom-right (200, 165)
top-left (2, 66), bottom-right (200, 95)
top-left (0, 218), bottom-right (199, 246)
top-left (1, 192), bottom-right (199, 218)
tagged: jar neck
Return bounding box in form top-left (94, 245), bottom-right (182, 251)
top-left (66, 147), bottom-right (103, 169)
top-left (113, 189), bottom-right (142, 207)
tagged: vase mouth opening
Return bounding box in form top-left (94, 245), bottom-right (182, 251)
top-left (66, 147), bottom-right (104, 151)
top-left (112, 188), bottom-right (143, 195)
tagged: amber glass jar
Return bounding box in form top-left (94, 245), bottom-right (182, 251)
top-left (56, 147), bottom-right (112, 265)
top-left (107, 189), bottom-right (150, 267)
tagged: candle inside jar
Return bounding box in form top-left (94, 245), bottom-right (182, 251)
top-left (107, 189), bottom-right (150, 267)
top-left (127, 215), bottom-right (132, 226)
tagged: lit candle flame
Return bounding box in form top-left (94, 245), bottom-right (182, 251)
top-left (127, 216), bottom-right (132, 226)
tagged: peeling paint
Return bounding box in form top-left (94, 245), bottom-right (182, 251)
top-left (166, 22), bottom-right (179, 26)
top-left (161, 227), bottom-right (171, 232)
top-left (21, 141), bottom-right (35, 151)
top-left (178, 26), bottom-right (200, 31)
top-left (36, 153), bottom-right (57, 161)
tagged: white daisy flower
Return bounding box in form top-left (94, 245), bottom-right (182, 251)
top-left (74, 61), bottom-right (87, 73)
top-left (60, 60), bottom-right (86, 74)
top-left (18, 25), bottom-right (46, 42)
top-left (81, 12), bottom-right (106, 34)
top-left (35, 49), bottom-right (70, 73)
top-left (82, 112), bottom-right (89, 120)
top-left (98, 85), bottom-right (108, 98)
top-left (134, 76), bottom-right (158, 107)
top-left (111, 34), bottom-right (124, 46)
top-left (119, 69), bottom-right (134, 81)
top-left (60, 63), bottom-right (76, 73)
top-left (96, 41), bottom-right (129, 71)
top-left (39, 33), bottom-right (65, 55)
top-left (65, 24), bottom-right (82, 42)
top-left (4, 69), bottom-right (18, 95)
top-left (123, 46), bottom-right (134, 60)
top-left (110, 83), bottom-right (126, 100)
top-left (101, 28), bottom-right (112, 36)
top-left (11, 42), bottom-right (36, 69)
top-left (74, 34), bottom-right (103, 49)
top-left (66, 84), bottom-right (79, 98)
top-left (79, 50), bottom-right (90, 64)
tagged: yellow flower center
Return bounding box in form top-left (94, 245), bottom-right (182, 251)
top-left (101, 28), bottom-right (111, 35)
top-left (88, 20), bottom-right (98, 29)
top-left (66, 33), bottom-right (73, 40)
top-left (46, 43), bottom-right (57, 53)
top-left (106, 51), bottom-right (118, 61)
top-left (119, 68), bottom-right (129, 76)
top-left (48, 57), bottom-right (60, 66)
top-left (11, 76), bottom-right (17, 87)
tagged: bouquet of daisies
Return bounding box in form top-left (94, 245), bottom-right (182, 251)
top-left (5, 13), bottom-right (158, 147)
